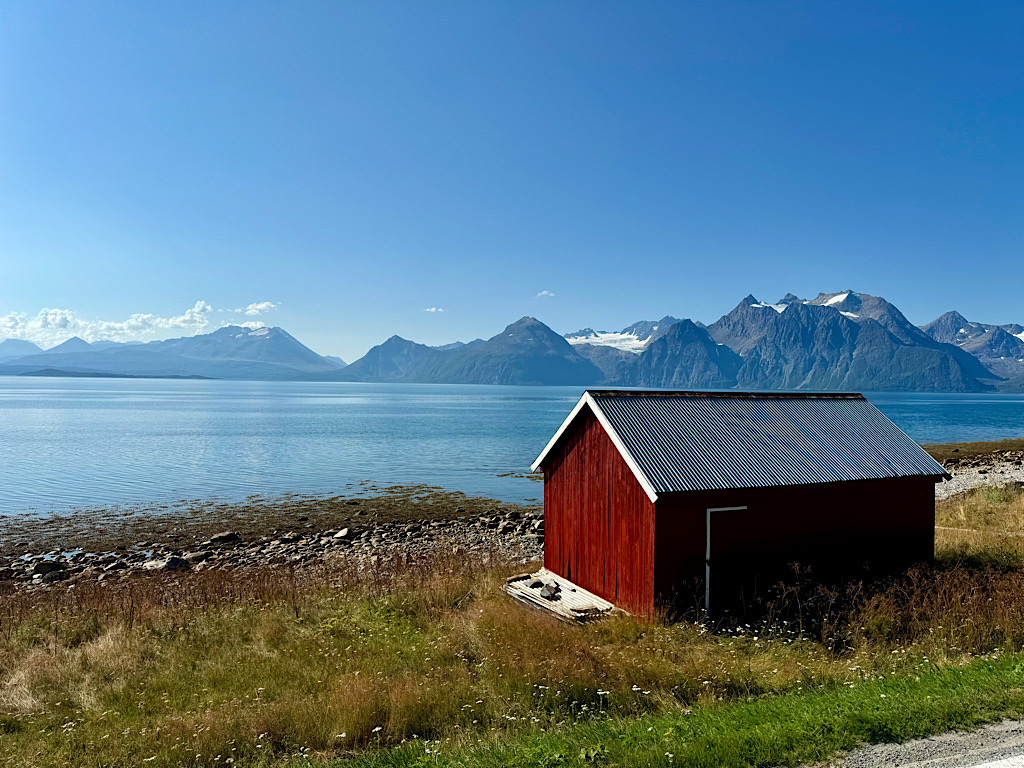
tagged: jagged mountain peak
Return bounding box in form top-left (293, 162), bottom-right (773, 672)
top-left (920, 310), bottom-right (1024, 380)
top-left (565, 315), bottom-right (685, 353)
top-left (663, 318), bottom-right (710, 339)
top-left (807, 290), bottom-right (859, 307)
top-left (921, 311), bottom-right (981, 345)
top-left (962, 326), bottom-right (1024, 357)
top-left (563, 328), bottom-right (597, 340)
top-left (620, 315), bottom-right (682, 339)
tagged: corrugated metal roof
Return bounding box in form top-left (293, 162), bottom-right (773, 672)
top-left (534, 390), bottom-right (949, 499)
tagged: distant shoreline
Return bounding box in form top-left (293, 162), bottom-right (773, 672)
top-left (8, 369), bottom-right (1024, 393)
top-left (14, 368), bottom-right (211, 380)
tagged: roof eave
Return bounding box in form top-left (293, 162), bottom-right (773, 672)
top-left (530, 393), bottom-right (591, 472)
top-left (531, 392), bottom-right (660, 503)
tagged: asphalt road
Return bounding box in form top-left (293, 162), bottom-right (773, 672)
top-left (820, 720), bottom-right (1024, 768)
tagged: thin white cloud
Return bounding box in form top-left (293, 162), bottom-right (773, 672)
top-left (536, 290), bottom-right (556, 298)
top-left (221, 301), bottom-right (279, 315)
top-left (244, 301), bottom-right (277, 316)
top-left (0, 301), bottom-right (214, 348)
top-left (238, 320), bottom-right (267, 330)
top-left (423, 307), bottom-right (445, 313)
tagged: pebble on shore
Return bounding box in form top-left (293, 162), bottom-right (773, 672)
top-left (936, 449), bottom-right (1024, 500)
top-left (0, 508), bottom-right (545, 589)
top-left (3, 449), bottom-right (1019, 591)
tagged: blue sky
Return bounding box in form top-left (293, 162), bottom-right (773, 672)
top-left (1, 2), bottom-right (1021, 360)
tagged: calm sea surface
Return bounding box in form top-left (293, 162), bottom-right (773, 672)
top-left (2, 378), bottom-right (1024, 515)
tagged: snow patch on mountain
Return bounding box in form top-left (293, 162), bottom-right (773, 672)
top-left (235, 327), bottom-right (271, 338)
top-left (564, 316), bottom-right (683, 354)
top-left (565, 331), bottom-right (648, 353)
top-left (750, 302), bottom-right (787, 313)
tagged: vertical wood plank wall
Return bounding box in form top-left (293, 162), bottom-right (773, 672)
top-left (654, 476), bottom-right (937, 613)
top-left (543, 408), bottom-right (656, 616)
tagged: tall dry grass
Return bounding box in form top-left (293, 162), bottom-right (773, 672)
top-left (1, 486), bottom-right (1024, 766)
top-left (936, 483), bottom-right (1024, 566)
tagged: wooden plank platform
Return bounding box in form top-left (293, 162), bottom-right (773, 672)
top-left (502, 567), bottom-right (618, 623)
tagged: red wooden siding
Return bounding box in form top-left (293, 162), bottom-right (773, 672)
top-left (543, 408), bottom-right (656, 616)
top-left (653, 476), bottom-right (936, 612)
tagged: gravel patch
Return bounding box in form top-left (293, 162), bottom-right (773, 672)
top-left (937, 461), bottom-right (1024, 500)
top-left (0, 487), bottom-right (543, 591)
top-left (819, 719), bottom-right (1024, 768)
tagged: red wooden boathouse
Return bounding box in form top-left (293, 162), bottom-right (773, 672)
top-left (531, 390), bottom-right (950, 617)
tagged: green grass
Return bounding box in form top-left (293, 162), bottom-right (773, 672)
top-left (333, 652), bottom-right (1024, 768)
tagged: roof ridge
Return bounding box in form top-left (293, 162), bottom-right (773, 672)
top-left (585, 389), bottom-right (866, 400)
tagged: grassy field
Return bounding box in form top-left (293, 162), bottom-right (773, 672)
top-left (2, 485), bottom-right (1024, 766)
top-left (936, 483), bottom-right (1024, 567)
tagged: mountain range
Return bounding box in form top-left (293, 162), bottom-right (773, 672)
top-left (0, 326), bottom-right (347, 380)
top-left (1, 290), bottom-right (1022, 391)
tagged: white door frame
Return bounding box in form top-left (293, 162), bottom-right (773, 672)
top-left (705, 506), bottom-right (748, 614)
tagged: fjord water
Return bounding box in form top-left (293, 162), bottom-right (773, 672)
top-left (2, 378), bottom-right (1024, 516)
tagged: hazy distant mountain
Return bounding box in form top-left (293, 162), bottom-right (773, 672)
top-left (0, 339), bottom-right (43, 359)
top-left (404, 317), bottom-right (603, 385)
top-left (42, 336), bottom-right (92, 354)
top-left (339, 319), bottom-right (602, 385)
top-left (88, 340), bottom-right (135, 351)
top-left (334, 335), bottom-right (438, 381)
top-left (0, 326), bottom-right (340, 380)
top-left (323, 355), bottom-right (348, 369)
top-left (144, 326), bottom-right (329, 369)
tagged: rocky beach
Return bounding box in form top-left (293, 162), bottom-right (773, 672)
top-left (0, 485), bottom-right (543, 589)
top-left (935, 449), bottom-right (1024, 499)
top-left (0, 442), bottom-right (1020, 591)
